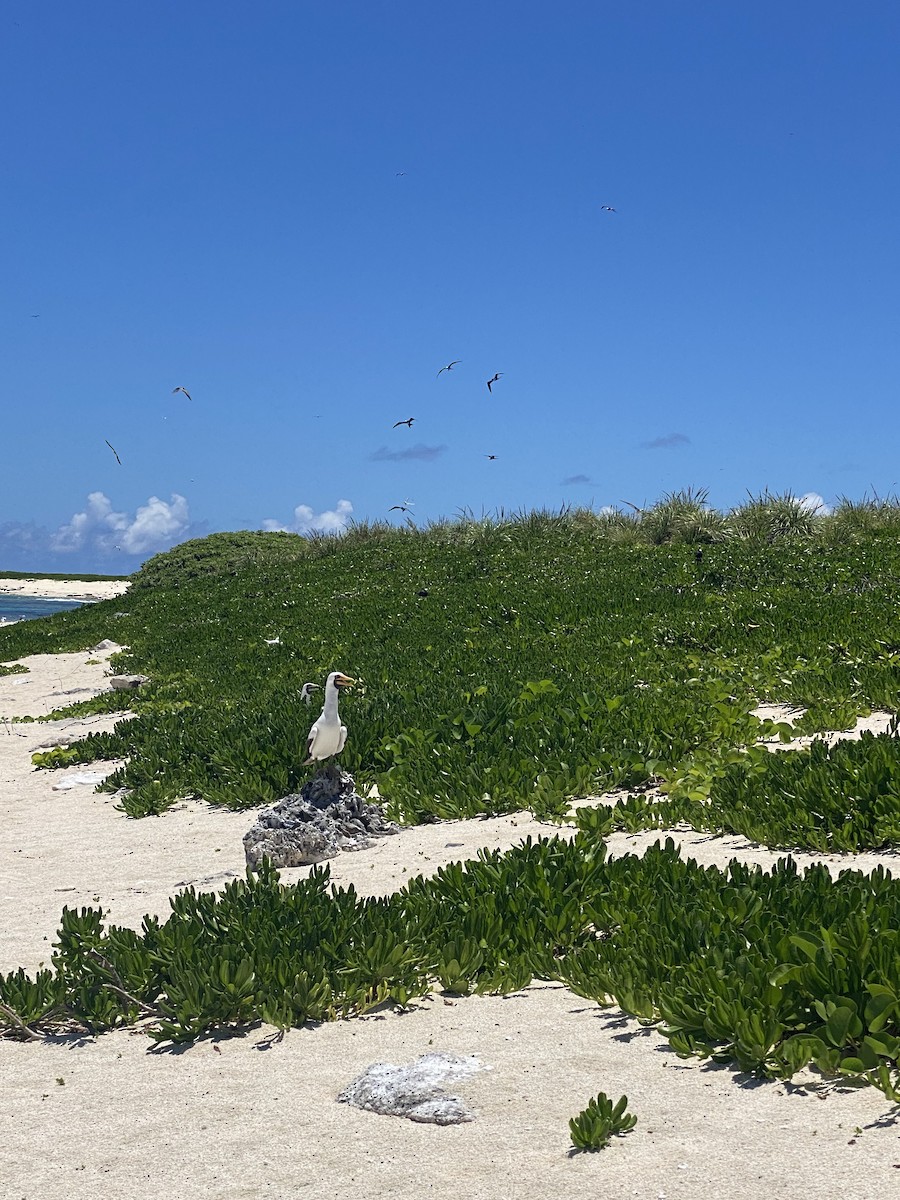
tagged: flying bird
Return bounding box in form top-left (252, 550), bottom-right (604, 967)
top-left (104, 439), bottom-right (122, 465)
top-left (601, 206), bottom-right (617, 212)
top-left (304, 671), bottom-right (355, 765)
top-left (621, 500), bottom-right (644, 512)
top-left (437, 360), bottom-right (461, 376)
top-left (389, 504), bottom-right (412, 513)
top-left (299, 682), bottom-right (322, 706)
top-left (395, 171), bottom-right (407, 176)
top-left (393, 417), bottom-right (415, 428)
top-left (485, 454), bottom-right (497, 460)
top-left (172, 387), bottom-right (192, 401)
top-left (486, 373), bottom-right (502, 393)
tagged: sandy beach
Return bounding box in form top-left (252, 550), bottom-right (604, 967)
top-left (0, 577), bottom-right (131, 603)
top-left (1, 640), bottom-right (899, 1199)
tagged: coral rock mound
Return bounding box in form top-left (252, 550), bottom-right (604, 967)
top-left (243, 768), bottom-right (399, 868)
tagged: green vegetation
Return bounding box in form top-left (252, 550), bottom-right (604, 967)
top-left (1, 841), bottom-right (898, 1103)
top-left (569, 1092), bottom-right (637, 1151)
top-left (131, 530), bottom-right (312, 590)
top-left (575, 728), bottom-right (900, 854)
top-left (3, 502), bottom-right (900, 823)
top-left (687, 729), bottom-right (900, 852)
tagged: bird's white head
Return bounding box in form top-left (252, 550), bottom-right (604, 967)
top-left (328, 671), bottom-right (356, 690)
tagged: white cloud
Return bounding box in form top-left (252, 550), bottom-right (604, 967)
top-left (798, 492), bottom-right (831, 516)
top-left (50, 491), bottom-right (191, 555)
top-left (121, 494), bottom-right (191, 553)
top-left (261, 499), bottom-right (353, 535)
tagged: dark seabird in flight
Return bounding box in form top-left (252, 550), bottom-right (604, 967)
top-left (486, 373), bottom-right (502, 393)
top-left (485, 454), bottom-right (497, 460)
top-left (105, 439), bottom-right (122, 465)
top-left (389, 505), bottom-right (412, 513)
top-left (172, 386), bottom-right (192, 401)
top-left (601, 206), bottom-right (617, 212)
top-left (393, 417), bottom-right (415, 428)
top-left (437, 360), bottom-right (461, 376)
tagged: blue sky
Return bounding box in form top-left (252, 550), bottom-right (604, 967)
top-left (2, 2), bottom-right (898, 571)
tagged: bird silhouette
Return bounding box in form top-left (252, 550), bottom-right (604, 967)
top-left (105, 440), bottom-right (122, 465)
top-left (485, 454), bottom-right (497, 460)
top-left (601, 206), bottom-right (617, 212)
top-left (393, 417), bottom-right (415, 428)
top-left (172, 387), bottom-right (192, 401)
top-left (389, 505), bottom-right (412, 513)
top-left (486, 373), bottom-right (502, 393)
top-left (437, 360), bottom-right (461, 376)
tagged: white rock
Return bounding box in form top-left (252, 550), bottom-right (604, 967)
top-left (337, 1052), bottom-right (488, 1125)
top-left (51, 771), bottom-right (110, 791)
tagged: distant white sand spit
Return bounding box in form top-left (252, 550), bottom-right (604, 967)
top-left (0, 577), bottom-right (130, 601)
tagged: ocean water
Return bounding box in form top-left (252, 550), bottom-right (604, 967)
top-left (0, 594), bottom-right (85, 624)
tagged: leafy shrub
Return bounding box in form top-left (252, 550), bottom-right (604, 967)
top-left (2, 839), bottom-right (899, 1107)
top-left (701, 730), bottom-right (900, 852)
top-left (581, 728), bottom-right (900, 854)
top-left (569, 1092), bottom-right (637, 1150)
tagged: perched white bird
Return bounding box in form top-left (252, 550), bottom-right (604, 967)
top-left (304, 672), bottom-right (355, 765)
top-left (299, 682), bottom-right (321, 705)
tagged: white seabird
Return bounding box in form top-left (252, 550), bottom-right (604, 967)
top-left (299, 682), bottom-right (321, 705)
top-left (304, 672), bottom-right (355, 765)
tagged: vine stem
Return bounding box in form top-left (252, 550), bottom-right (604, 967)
top-left (0, 1000), bottom-right (41, 1041)
top-left (86, 949), bottom-right (160, 1017)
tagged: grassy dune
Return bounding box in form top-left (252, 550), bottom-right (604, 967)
top-left (3, 500), bottom-right (900, 824)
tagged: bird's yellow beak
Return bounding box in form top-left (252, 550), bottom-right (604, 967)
top-left (335, 674), bottom-right (356, 688)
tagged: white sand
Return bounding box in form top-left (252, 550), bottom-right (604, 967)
top-left (753, 702), bottom-right (897, 750)
top-left (0, 577), bottom-right (130, 602)
top-left (2, 646), bottom-right (899, 1199)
